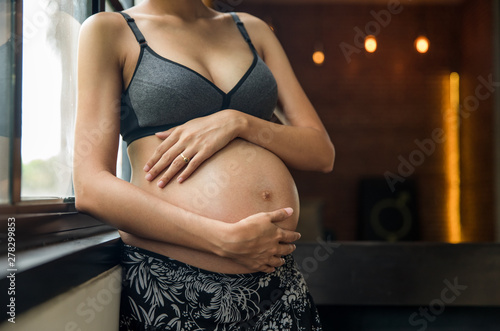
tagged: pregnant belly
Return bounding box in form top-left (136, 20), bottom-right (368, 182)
top-left (122, 137), bottom-right (300, 273)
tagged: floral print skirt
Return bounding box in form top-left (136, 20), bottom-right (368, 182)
top-left (119, 242), bottom-right (323, 330)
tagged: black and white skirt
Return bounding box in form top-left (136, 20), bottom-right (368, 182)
top-left (119, 242), bottom-right (323, 330)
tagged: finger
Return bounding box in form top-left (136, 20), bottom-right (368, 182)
top-left (241, 259), bottom-right (275, 273)
top-left (176, 156), bottom-right (200, 183)
top-left (259, 265), bottom-right (276, 273)
top-left (176, 150), bottom-right (209, 183)
top-left (155, 127), bottom-right (175, 139)
top-left (280, 229), bottom-right (301, 244)
top-left (276, 243), bottom-right (296, 256)
top-left (145, 151), bottom-right (178, 181)
top-left (270, 207), bottom-right (293, 223)
top-left (237, 260), bottom-right (275, 273)
top-left (157, 153), bottom-right (190, 188)
top-left (280, 257), bottom-right (286, 266)
top-left (268, 256), bottom-right (286, 268)
top-left (144, 136), bottom-right (178, 172)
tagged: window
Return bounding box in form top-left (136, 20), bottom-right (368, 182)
top-left (0, 0), bottom-right (14, 204)
top-left (0, 0), bottom-right (105, 215)
top-left (0, 0), bottom-right (133, 208)
top-left (5, 0), bottom-right (130, 205)
top-left (21, 0), bottom-right (91, 200)
top-left (0, 0), bottom-right (129, 249)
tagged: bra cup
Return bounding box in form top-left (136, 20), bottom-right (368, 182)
top-left (228, 58), bottom-right (278, 120)
top-left (129, 51), bottom-right (223, 128)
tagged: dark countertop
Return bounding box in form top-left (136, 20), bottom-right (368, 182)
top-left (293, 241), bottom-right (500, 307)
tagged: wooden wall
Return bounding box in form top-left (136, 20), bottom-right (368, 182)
top-left (237, 0), bottom-right (495, 241)
top-left (459, 0), bottom-right (496, 241)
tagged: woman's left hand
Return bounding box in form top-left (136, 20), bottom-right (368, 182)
top-left (144, 109), bottom-right (243, 187)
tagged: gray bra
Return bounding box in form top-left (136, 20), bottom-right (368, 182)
top-left (119, 12), bottom-right (278, 145)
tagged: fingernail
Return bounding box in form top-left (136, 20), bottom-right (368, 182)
top-left (157, 180), bottom-right (164, 188)
top-left (143, 165), bottom-right (150, 172)
top-left (177, 176), bottom-right (183, 183)
top-left (145, 173), bottom-right (152, 181)
top-left (284, 207), bottom-right (293, 215)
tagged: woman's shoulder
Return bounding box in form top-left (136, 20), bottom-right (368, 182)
top-left (80, 11), bottom-right (127, 39)
top-left (233, 12), bottom-right (272, 33)
top-left (232, 12), bottom-right (278, 56)
top-left (79, 11), bottom-right (133, 59)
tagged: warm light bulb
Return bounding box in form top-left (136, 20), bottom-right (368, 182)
top-left (364, 35), bottom-right (377, 53)
top-left (312, 50), bottom-right (325, 65)
top-left (415, 36), bottom-right (430, 53)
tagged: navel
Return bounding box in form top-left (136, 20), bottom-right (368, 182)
top-left (261, 190), bottom-right (272, 201)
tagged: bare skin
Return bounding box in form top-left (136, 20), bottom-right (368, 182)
top-left (74, 0), bottom-right (334, 273)
top-left (124, 137), bottom-right (300, 273)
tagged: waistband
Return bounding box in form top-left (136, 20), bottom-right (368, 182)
top-left (120, 240), bottom-right (295, 279)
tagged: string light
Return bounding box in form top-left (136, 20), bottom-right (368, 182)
top-left (364, 35), bottom-right (377, 53)
top-left (415, 36), bottom-right (430, 53)
top-left (312, 50), bottom-right (325, 66)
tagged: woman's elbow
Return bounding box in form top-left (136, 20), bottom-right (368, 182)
top-left (74, 192), bottom-right (87, 213)
top-left (320, 142), bottom-right (335, 173)
top-left (73, 179), bottom-right (91, 213)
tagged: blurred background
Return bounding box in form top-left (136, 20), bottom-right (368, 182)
top-left (227, 0), bottom-right (500, 243)
top-left (10, 0), bottom-right (499, 243)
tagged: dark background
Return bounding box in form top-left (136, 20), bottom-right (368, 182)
top-left (238, 0), bottom-right (497, 242)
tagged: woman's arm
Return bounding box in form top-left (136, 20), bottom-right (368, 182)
top-left (144, 13), bottom-right (334, 186)
top-left (237, 13), bottom-right (335, 173)
top-left (74, 12), bottom-right (299, 273)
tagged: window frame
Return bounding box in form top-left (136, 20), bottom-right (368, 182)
top-left (0, 0), bottom-right (120, 320)
top-left (0, 0), bottom-right (108, 221)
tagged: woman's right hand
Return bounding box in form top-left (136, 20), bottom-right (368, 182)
top-left (217, 208), bottom-right (301, 273)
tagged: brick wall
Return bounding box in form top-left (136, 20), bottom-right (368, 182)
top-left (237, 0), bottom-right (495, 241)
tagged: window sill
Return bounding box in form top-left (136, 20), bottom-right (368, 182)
top-left (0, 199), bottom-right (77, 215)
top-left (0, 210), bottom-right (121, 320)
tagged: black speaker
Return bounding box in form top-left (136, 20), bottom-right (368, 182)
top-left (358, 177), bottom-right (419, 241)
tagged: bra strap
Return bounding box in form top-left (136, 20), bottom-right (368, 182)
top-left (230, 12), bottom-right (256, 52)
top-left (119, 12), bottom-right (147, 46)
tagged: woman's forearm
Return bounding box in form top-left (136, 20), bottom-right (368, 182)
top-left (235, 110), bottom-right (335, 173)
top-left (75, 170), bottom-right (226, 254)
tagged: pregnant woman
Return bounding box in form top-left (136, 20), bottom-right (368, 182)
top-left (73, 0), bottom-right (334, 329)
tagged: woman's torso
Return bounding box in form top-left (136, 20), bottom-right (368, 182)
top-left (122, 137), bottom-right (299, 273)
top-left (117, 8), bottom-right (299, 274)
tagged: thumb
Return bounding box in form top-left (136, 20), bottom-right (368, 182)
top-left (270, 207), bottom-right (293, 223)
